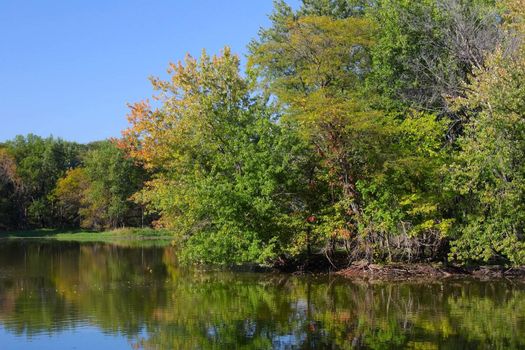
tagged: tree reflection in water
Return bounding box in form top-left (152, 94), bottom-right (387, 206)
top-left (0, 240), bottom-right (523, 349)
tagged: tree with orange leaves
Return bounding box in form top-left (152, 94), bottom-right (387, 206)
top-left (120, 48), bottom-right (307, 264)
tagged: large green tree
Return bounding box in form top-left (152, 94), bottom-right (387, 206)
top-left (249, 5), bottom-right (450, 262)
top-left (249, 11), bottom-right (384, 259)
top-left (122, 48), bottom-right (305, 264)
top-left (448, 0), bottom-right (525, 265)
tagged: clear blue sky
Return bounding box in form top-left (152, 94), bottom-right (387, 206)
top-left (0, 0), bottom-right (300, 143)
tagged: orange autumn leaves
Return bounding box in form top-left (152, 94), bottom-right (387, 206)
top-left (120, 48), bottom-right (248, 171)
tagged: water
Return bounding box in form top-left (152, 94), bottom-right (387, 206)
top-left (0, 240), bottom-right (523, 349)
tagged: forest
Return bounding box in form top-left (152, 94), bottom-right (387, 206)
top-left (1, 0), bottom-right (524, 267)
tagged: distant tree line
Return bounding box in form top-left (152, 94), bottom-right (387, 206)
top-left (0, 136), bottom-right (148, 231)
top-left (1, 0), bottom-right (524, 266)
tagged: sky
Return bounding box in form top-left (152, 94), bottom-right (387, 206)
top-left (0, 0), bottom-right (300, 143)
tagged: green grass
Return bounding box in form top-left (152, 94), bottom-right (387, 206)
top-left (0, 228), bottom-right (174, 247)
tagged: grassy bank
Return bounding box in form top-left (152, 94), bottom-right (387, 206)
top-left (0, 228), bottom-right (174, 247)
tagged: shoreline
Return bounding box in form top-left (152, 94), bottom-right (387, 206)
top-left (0, 228), bottom-right (173, 247)
top-left (334, 262), bottom-right (525, 280)
top-left (2, 231), bottom-right (524, 280)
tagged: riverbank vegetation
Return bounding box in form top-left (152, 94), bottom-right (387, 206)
top-left (1, 0), bottom-right (525, 267)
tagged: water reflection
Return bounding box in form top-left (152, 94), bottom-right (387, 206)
top-left (0, 240), bottom-right (523, 349)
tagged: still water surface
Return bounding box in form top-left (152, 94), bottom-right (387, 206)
top-left (0, 240), bottom-right (523, 349)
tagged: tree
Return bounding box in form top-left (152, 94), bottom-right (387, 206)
top-left (249, 3), bottom-right (453, 263)
top-left (448, 0), bottom-right (525, 265)
top-left (368, 0), bottom-right (502, 122)
top-left (299, 0), bottom-right (369, 18)
top-left (249, 13), bottom-right (383, 256)
top-left (121, 48), bottom-right (305, 264)
top-left (80, 141), bottom-right (145, 230)
top-left (52, 168), bottom-right (89, 227)
top-left (3, 135), bottom-right (84, 228)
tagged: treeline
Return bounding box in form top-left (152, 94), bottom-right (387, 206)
top-left (2, 0), bottom-right (525, 266)
top-left (0, 136), bottom-right (148, 230)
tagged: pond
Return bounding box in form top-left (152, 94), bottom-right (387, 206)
top-left (0, 240), bottom-right (523, 349)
